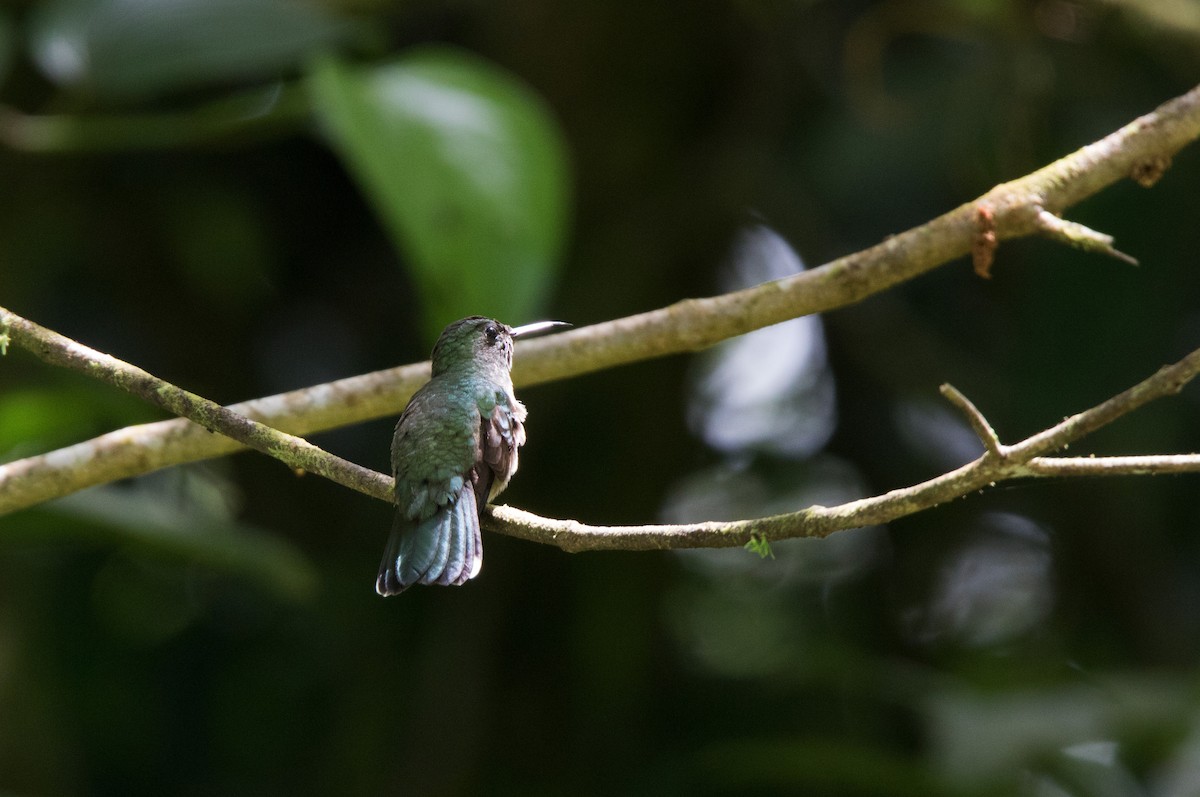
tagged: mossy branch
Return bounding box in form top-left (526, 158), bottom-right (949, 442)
top-left (0, 308), bottom-right (393, 506)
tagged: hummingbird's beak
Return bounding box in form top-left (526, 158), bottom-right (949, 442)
top-left (510, 320), bottom-right (572, 339)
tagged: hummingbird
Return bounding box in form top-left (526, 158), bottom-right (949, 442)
top-left (376, 316), bottom-right (568, 596)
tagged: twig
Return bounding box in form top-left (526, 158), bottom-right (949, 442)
top-left (1008, 350), bottom-right (1200, 459)
top-left (1034, 209), bottom-right (1138, 265)
top-left (2, 83), bottom-right (1200, 515)
top-left (939, 383), bottom-right (1004, 457)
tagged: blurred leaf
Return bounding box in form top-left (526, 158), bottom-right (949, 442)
top-left (39, 468), bottom-right (319, 603)
top-left (688, 225), bottom-right (837, 459)
top-left (90, 554), bottom-right (204, 644)
top-left (29, 0), bottom-right (362, 100)
top-left (0, 384), bottom-right (159, 460)
top-left (666, 580), bottom-right (800, 678)
top-left (309, 49), bottom-right (570, 342)
top-left (159, 179), bottom-right (278, 311)
top-left (0, 388), bottom-right (93, 455)
top-left (698, 737), bottom-right (946, 797)
top-left (902, 512), bottom-right (1054, 649)
top-left (927, 677), bottom-right (1192, 787)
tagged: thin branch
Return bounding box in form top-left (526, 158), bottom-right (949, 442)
top-left (939, 383), bottom-right (1004, 457)
top-left (1024, 455), bottom-right (1200, 477)
top-left (2, 83), bottom-right (1200, 515)
top-left (0, 324), bottom-right (428, 515)
top-left (0, 308), bottom-right (393, 504)
top-left (1008, 350), bottom-right (1200, 459)
top-left (486, 346), bottom-right (1200, 552)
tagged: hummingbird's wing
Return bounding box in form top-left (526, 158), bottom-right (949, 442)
top-left (481, 395), bottom-right (526, 502)
top-left (376, 387), bottom-right (527, 595)
top-left (376, 388), bottom-right (486, 595)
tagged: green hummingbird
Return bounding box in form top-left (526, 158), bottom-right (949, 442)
top-left (376, 316), bottom-right (568, 595)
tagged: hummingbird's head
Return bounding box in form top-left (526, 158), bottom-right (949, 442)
top-left (429, 316), bottom-right (571, 377)
top-left (430, 316), bottom-right (515, 377)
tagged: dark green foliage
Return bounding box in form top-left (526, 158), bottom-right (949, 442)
top-left (2, 1), bottom-right (1200, 795)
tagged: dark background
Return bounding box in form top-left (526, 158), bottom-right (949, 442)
top-left (3, 1), bottom-right (1200, 794)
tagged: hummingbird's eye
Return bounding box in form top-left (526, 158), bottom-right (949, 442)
top-left (485, 325), bottom-right (501, 344)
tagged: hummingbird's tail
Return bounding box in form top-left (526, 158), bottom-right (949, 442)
top-left (376, 485), bottom-right (483, 596)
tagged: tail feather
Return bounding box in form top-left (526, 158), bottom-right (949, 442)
top-left (376, 512), bottom-right (434, 596)
top-left (451, 488), bottom-right (481, 586)
top-left (376, 482), bottom-right (484, 596)
top-left (433, 492), bottom-right (469, 586)
top-left (425, 506), bottom-right (455, 585)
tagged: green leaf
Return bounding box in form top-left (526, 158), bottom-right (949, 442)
top-left (30, 0), bottom-right (362, 100)
top-left (43, 469), bottom-right (320, 603)
top-left (744, 534), bottom-right (776, 560)
top-left (0, 384), bottom-right (159, 458)
top-left (310, 49), bottom-right (570, 342)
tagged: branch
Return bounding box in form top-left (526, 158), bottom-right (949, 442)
top-left (1024, 455), bottom-right (1200, 477)
top-left (3, 83), bottom-right (1200, 515)
top-left (3, 309), bottom-right (1200, 553)
top-left (0, 308), bottom-right (393, 505)
top-left (485, 349), bottom-right (1200, 551)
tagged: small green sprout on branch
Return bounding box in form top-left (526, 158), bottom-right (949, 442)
top-left (745, 534), bottom-right (775, 560)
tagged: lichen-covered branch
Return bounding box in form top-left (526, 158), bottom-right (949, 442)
top-left (485, 348), bottom-right (1200, 551)
top-left (2, 83), bottom-right (1200, 517)
top-left (0, 328), bottom-right (427, 515)
top-left (0, 308), bottom-right (394, 507)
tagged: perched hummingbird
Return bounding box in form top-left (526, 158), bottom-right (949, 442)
top-left (376, 316), bottom-right (567, 596)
